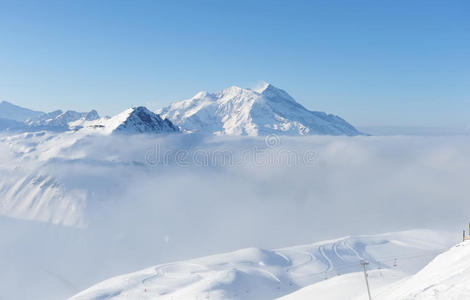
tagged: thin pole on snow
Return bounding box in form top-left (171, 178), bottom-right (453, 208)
top-left (360, 260), bottom-right (372, 300)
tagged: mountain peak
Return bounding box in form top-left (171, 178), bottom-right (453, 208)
top-left (129, 106), bottom-right (152, 115)
top-left (253, 82), bottom-right (272, 93)
top-left (256, 83), bottom-right (298, 104)
top-left (89, 106), bottom-right (179, 135)
top-left (193, 91), bottom-right (210, 99)
top-left (84, 109), bottom-right (99, 121)
top-left (219, 85), bottom-right (246, 95)
top-left (158, 83), bottom-right (362, 136)
top-left (113, 106), bottom-right (180, 134)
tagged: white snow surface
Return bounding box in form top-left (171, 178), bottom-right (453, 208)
top-left (280, 241), bottom-right (470, 300)
top-left (277, 269), bottom-right (405, 300)
top-left (69, 230), bottom-right (454, 300)
top-left (157, 83), bottom-right (361, 136)
top-left (378, 241), bottom-right (470, 299)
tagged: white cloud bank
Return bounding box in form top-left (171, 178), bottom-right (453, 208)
top-left (0, 133), bottom-right (468, 299)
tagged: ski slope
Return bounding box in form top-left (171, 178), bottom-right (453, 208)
top-left (379, 241), bottom-right (470, 299)
top-left (277, 269), bottom-right (405, 300)
top-left (279, 241), bottom-right (470, 300)
top-left (69, 230), bottom-right (455, 300)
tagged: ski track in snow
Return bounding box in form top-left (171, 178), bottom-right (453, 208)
top-left (319, 245), bottom-right (333, 273)
top-left (274, 251), bottom-right (291, 264)
top-left (285, 250), bottom-right (315, 275)
top-left (345, 240), bottom-right (363, 260)
top-left (333, 241), bottom-right (346, 261)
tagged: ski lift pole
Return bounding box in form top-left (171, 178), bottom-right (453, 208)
top-left (360, 260), bottom-right (372, 300)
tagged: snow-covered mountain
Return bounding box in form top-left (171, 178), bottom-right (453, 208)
top-left (1, 84), bottom-right (361, 136)
top-left (0, 102), bottom-right (100, 132)
top-left (0, 102), bottom-right (178, 135)
top-left (84, 106), bottom-right (179, 135)
top-left (157, 83), bottom-right (362, 136)
top-left (0, 107), bottom-right (178, 227)
top-left (69, 230), bottom-right (454, 300)
top-left (27, 109), bottom-right (100, 130)
top-left (0, 100), bottom-right (44, 121)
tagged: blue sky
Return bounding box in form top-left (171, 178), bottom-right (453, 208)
top-left (0, 0), bottom-right (469, 127)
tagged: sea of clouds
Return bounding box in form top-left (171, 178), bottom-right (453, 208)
top-left (0, 133), bottom-right (468, 299)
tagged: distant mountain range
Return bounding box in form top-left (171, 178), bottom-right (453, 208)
top-left (0, 101), bottom-right (101, 132)
top-left (0, 83), bottom-right (362, 136)
top-left (0, 101), bottom-right (44, 122)
top-left (27, 109), bottom-right (100, 127)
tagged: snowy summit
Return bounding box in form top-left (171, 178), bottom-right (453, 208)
top-left (87, 106), bottom-right (179, 135)
top-left (157, 83), bottom-right (362, 136)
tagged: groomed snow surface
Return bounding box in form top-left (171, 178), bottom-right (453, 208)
top-left (380, 241), bottom-right (470, 299)
top-left (280, 241), bottom-right (470, 300)
top-left (278, 269), bottom-right (403, 300)
top-left (70, 230), bottom-right (458, 300)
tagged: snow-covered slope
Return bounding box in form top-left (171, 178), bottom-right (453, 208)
top-left (0, 117), bottom-right (28, 131)
top-left (83, 106), bottom-right (179, 135)
top-left (0, 171), bottom-right (87, 226)
top-left (0, 131), bottom-right (90, 226)
top-left (285, 241), bottom-right (470, 300)
top-left (0, 100), bottom-right (44, 121)
top-left (0, 107), bottom-right (178, 226)
top-left (69, 230), bottom-right (453, 300)
top-left (379, 241), bottom-right (470, 299)
top-left (157, 83), bottom-right (361, 136)
top-left (277, 269), bottom-right (405, 300)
